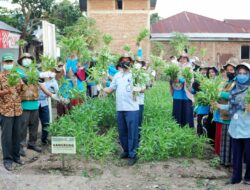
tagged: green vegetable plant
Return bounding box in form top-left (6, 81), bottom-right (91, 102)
top-left (7, 68), bottom-right (21, 87)
top-left (164, 64), bottom-right (180, 81)
top-left (40, 55), bottom-right (58, 71)
top-left (136, 28), bottom-right (150, 45)
top-left (194, 72), bottom-right (223, 108)
top-left (26, 62), bottom-right (39, 85)
top-left (181, 67), bottom-right (193, 86)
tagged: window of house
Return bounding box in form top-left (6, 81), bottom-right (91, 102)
top-left (241, 46), bottom-right (250, 59)
top-left (116, 0), bottom-right (123, 10)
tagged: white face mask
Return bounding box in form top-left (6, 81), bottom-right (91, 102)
top-left (22, 58), bottom-right (32, 67)
top-left (3, 64), bottom-right (14, 71)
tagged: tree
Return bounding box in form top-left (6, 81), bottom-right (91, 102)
top-left (64, 16), bottom-right (100, 49)
top-left (11, 0), bottom-right (54, 41)
top-left (150, 13), bottom-right (160, 24)
top-left (48, 0), bottom-right (82, 34)
top-left (0, 7), bottom-right (22, 30)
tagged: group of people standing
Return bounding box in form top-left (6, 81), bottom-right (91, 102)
top-left (170, 54), bottom-right (250, 185)
top-left (0, 51), bottom-right (149, 171)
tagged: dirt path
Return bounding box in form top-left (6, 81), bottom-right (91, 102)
top-left (0, 147), bottom-right (249, 190)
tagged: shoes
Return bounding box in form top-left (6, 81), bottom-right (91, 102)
top-left (225, 179), bottom-right (241, 185)
top-left (13, 159), bottom-right (24, 165)
top-left (120, 152), bottom-right (129, 159)
top-left (4, 162), bottom-right (13, 171)
top-left (243, 180), bottom-right (250, 185)
top-left (27, 145), bottom-right (42, 153)
top-left (20, 148), bottom-right (26, 157)
top-left (128, 158), bottom-right (137, 166)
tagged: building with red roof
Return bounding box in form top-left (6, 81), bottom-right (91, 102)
top-left (151, 11), bottom-right (250, 67)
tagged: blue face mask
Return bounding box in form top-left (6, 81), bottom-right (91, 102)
top-left (236, 74), bottom-right (249, 84)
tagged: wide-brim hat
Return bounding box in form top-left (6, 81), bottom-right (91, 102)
top-left (177, 53), bottom-right (189, 62)
top-left (118, 52), bottom-right (133, 63)
top-left (236, 62), bottom-right (250, 71)
top-left (18, 53), bottom-right (34, 65)
top-left (223, 57), bottom-right (239, 69)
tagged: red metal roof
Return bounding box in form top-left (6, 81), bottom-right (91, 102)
top-left (151, 11), bottom-right (247, 33)
top-left (224, 19), bottom-right (250, 32)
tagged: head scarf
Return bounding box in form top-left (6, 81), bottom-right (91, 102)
top-left (229, 65), bottom-right (250, 116)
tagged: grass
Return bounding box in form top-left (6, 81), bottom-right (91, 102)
top-left (49, 81), bottom-right (208, 161)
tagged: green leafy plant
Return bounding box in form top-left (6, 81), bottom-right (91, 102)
top-left (26, 63), bottom-right (39, 85)
top-left (123, 44), bottom-right (131, 52)
top-left (246, 88), bottom-right (250, 104)
top-left (209, 156), bottom-right (220, 168)
top-left (164, 64), bottom-right (180, 81)
top-left (181, 67), bottom-right (193, 85)
top-left (169, 32), bottom-right (189, 56)
top-left (195, 73), bottom-right (223, 108)
top-left (103, 33), bottom-right (113, 46)
top-left (7, 68), bottom-right (21, 87)
top-left (40, 55), bottom-right (58, 71)
top-left (188, 46), bottom-right (197, 56)
top-left (136, 28), bottom-right (150, 45)
top-left (138, 82), bottom-right (208, 161)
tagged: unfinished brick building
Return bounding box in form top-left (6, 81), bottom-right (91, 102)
top-left (80, 0), bottom-right (157, 59)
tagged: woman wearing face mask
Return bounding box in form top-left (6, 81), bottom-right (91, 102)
top-left (217, 61), bottom-right (237, 165)
top-left (0, 54), bottom-right (25, 171)
top-left (219, 62), bottom-right (250, 185)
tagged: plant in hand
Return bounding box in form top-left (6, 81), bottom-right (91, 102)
top-left (164, 64), bottom-right (180, 81)
top-left (7, 68), bottom-right (21, 87)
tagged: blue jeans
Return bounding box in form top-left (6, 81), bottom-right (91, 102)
top-left (116, 111), bottom-right (139, 158)
top-left (138, 105), bottom-right (144, 141)
top-left (39, 105), bottom-right (50, 143)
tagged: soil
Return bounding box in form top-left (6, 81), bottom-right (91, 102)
top-left (0, 144), bottom-right (249, 190)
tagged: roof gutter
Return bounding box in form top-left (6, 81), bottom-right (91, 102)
top-left (151, 33), bottom-right (250, 42)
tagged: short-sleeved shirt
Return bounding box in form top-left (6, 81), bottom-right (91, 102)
top-left (110, 71), bottom-right (139, 111)
top-left (0, 71), bottom-right (23, 117)
top-left (39, 79), bottom-right (59, 107)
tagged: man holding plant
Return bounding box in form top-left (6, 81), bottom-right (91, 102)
top-left (17, 53), bottom-right (60, 156)
top-left (0, 54), bottom-right (24, 171)
top-left (103, 54), bottom-right (139, 166)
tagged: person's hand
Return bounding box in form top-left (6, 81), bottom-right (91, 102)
top-left (210, 101), bottom-right (219, 109)
top-left (51, 94), bottom-right (60, 101)
top-left (246, 104), bottom-right (250, 112)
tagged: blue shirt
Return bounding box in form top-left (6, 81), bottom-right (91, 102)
top-left (229, 110), bottom-right (250, 139)
top-left (39, 79), bottom-right (59, 107)
top-left (110, 71), bottom-right (139, 111)
top-left (173, 88), bottom-right (189, 100)
top-left (213, 110), bottom-right (223, 123)
top-left (60, 58), bottom-right (84, 98)
top-left (195, 105), bottom-right (210, 115)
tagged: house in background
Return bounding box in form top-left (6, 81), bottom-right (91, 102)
top-left (0, 21), bottom-right (21, 68)
top-left (80, 0), bottom-right (157, 59)
top-left (151, 11), bottom-right (250, 68)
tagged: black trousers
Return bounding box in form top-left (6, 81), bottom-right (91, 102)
top-left (231, 138), bottom-right (250, 183)
top-left (1, 115), bottom-right (22, 164)
top-left (20, 110), bottom-right (39, 147)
